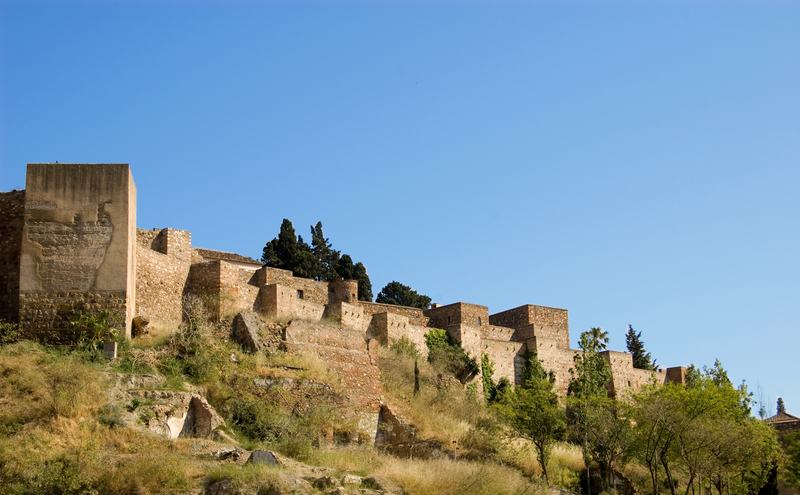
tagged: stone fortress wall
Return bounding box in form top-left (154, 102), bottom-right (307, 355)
top-left (0, 163), bottom-right (686, 397)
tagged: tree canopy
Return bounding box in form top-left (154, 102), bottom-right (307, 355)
top-left (261, 219), bottom-right (373, 300)
top-left (375, 281), bottom-right (431, 309)
top-left (626, 325), bottom-right (657, 371)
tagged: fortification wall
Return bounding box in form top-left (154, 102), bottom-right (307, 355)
top-left (425, 302), bottom-right (489, 328)
top-left (329, 278), bottom-right (359, 304)
top-left (367, 312), bottom-right (428, 356)
top-left (480, 339), bottom-right (526, 385)
top-left (19, 164), bottom-right (136, 339)
top-left (255, 267), bottom-right (329, 305)
top-left (18, 290), bottom-right (127, 343)
top-left (490, 305), bottom-right (569, 349)
top-left (323, 301), bottom-right (369, 332)
top-left (283, 320), bottom-right (382, 434)
top-left (529, 337), bottom-right (579, 395)
top-left (135, 244), bottom-right (191, 324)
top-left (602, 350), bottom-right (665, 398)
top-left (359, 302), bottom-right (429, 327)
top-left (260, 284), bottom-right (326, 321)
top-left (0, 190), bottom-right (25, 324)
top-left (481, 325), bottom-right (515, 341)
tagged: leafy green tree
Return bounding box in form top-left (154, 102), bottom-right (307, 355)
top-left (521, 347), bottom-right (554, 385)
top-left (376, 281), bottom-right (431, 309)
top-left (494, 366), bottom-right (566, 485)
top-left (568, 328), bottom-right (613, 495)
top-left (625, 325), bottom-right (657, 370)
top-left (262, 220), bottom-right (372, 296)
top-left (785, 431), bottom-right (800, 489)
top-left (585, 396), bottom-right (634, 490)
top-left (568, 328), bottom-right (612, 398)
top-left (424, 328), bottom-right (478, 383)
top-left (778, 397), bottom-right (786, 414)
top-left (481, 353), bottom-right (497, 405)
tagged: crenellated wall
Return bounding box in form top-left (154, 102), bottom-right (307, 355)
top-left (0, 162), bottom-right (685, 401)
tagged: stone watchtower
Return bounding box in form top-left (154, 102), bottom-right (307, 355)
top-left (17, 164), bottom-right (137, 341)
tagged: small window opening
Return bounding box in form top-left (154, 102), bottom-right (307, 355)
top-left (627, 381), bottom-right (632, 387)
top-left (297, 290), bottom-right (304, 299)
top-left (478, 317), bottom-right (482, 326)
top-left (447, 316), bottom-right (451, 325)
top-left (352, 293), bottom-right (356, 300)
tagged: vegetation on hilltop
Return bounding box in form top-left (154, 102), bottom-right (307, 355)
top-left (0, 308), bottom-right (789, 495)
top-left (261, 219), bottom-right (373, 301)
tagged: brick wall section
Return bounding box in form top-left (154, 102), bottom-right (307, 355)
top-left (283, 320), bottom-right (382, 414)
top-left (359, 302), bottom-right (429, 327)
top-left (425, 302), bottom-right (490, 328)
top-left (0, 190), bottom-right (25, 324)
top-left (490, 305), bottom-right (570, 349)
top-left (18, 290), bottom-right (127, 343)
top-left (481, 339), bottom-right (526, 385)
top-left (135, 244), bottom-right (191, 323)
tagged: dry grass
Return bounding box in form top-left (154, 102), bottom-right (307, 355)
top-left (133, 320), bottom-right (179, 347)
top-left (375, 456), bottom-right (544, 495)
top-left (378, 348), bottom-right (487, 444)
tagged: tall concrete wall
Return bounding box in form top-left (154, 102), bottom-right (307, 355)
top-left (0, 190), bottom-right (25, 324)
top-left (18, 164), bottom-right (136, 340)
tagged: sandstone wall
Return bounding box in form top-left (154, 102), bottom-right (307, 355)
top-left (19, 164), bottom-right (136, 339)
top-left (481, 325), bottom-right (515, 341)
top-left (530, 338), bottom-right (579, 395)
top-left (186, 260), bottom-right (259, 321)
top-left (18, 290), bottom-right (127, 343)
top-left (425, 302), bottom-right (489, 328)
top-left (359, 302), bottom-right (430, 327)
top-left (0, 190), bottom-right (25, 324)
top-left (602, 350), bottom-right (666, 398)
top-left (480, 339), bottom-right (526, 385)
top-left (283, 320), bottom-right (382, 436)
top-left (255, 267), bottom-right (329, 305)
top-left (367, 312), bottom-right (428, 357)
top-left (323, 301), bottom-right (369, 332)
top-left (490, 305), bottom-right (569, 349)
top-left (260, 284), bottom-right (326, 321)
top-left (329, 278), bottom-right (359, 304)
top-left (135, 244), bottom-right (190, 324)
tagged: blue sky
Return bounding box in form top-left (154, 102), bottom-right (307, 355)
top-left (1, 0), bottom-right (798, 414)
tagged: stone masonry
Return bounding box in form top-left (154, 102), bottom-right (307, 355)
top-left (0, 162), bottom-right (685, 399)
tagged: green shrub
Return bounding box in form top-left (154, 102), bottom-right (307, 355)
top-left (0, 320), bottom-right (20, 345)
top-left (390, 336), bottom-right (420, 359)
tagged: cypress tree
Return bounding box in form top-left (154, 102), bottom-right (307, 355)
top-left (625, 325), bottom-right (657, 371)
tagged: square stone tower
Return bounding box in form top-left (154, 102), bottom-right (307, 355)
top-left (19, 164), bottom-right (136, 341)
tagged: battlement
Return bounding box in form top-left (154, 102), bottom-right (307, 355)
top-left (0, 162), bottom-right (680, 397)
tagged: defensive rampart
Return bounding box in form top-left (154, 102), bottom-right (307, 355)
top-left (0, 163), bottom-right (685, 399)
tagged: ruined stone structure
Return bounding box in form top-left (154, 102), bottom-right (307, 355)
top-left (1, 163), bottom-right (685, 399)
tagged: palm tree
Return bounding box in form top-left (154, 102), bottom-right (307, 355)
top-left (587, 326), bottom-right (608, 352)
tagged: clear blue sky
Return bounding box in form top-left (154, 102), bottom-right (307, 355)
top-left (1, 0), bottom-right (797, 415)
